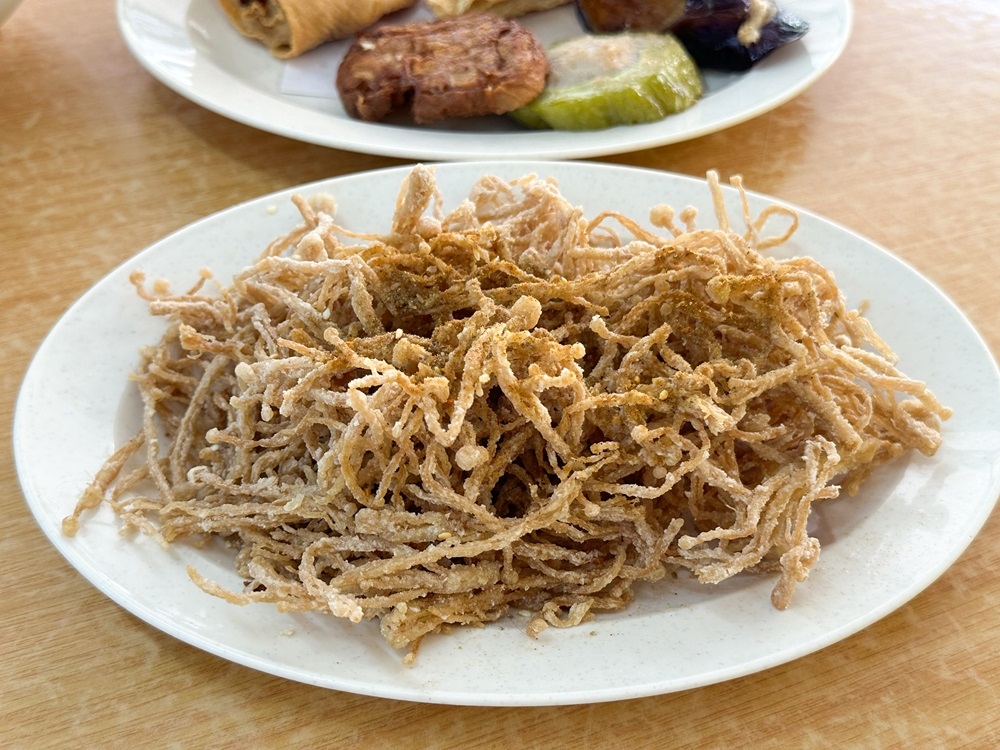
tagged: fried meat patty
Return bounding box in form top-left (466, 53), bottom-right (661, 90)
top-left (336, 14), bottom-right (549, 124)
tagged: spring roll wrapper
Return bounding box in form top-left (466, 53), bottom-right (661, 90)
top-left (218, 0), bottom-right (418, 58)
top-left (427, 0), bottom-right (569, 19)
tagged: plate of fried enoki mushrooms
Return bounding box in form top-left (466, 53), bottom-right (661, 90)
top-left (115, 0), bottom-right (852, 159)
top-left (16, 162), bottom-right (1000, 705)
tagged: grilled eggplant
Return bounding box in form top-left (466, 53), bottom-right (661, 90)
top-left (575, 0), bottom-right (809, 71)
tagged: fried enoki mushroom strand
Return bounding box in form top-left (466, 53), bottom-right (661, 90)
top-left (65, 166), bottom-right (950, 663)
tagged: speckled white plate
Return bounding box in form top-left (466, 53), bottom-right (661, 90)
top-left (115, 0), bottom-right (852, 160)
top-left (15, 162), bottom-right (1000, 706)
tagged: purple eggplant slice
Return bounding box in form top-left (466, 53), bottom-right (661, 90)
top-left (674, 3), bottom-right (809, 71)
top-left (574, 0), bottom-right (810, 72)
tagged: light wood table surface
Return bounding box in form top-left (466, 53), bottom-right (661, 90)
top-left (3, 1), bottom-right (1000, 747)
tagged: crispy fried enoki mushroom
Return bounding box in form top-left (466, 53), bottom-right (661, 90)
top-left (65, 165), bottom-right (950, 663)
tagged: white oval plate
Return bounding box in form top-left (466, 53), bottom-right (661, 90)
top-left (16, 162), bottom-right (1000, 706)
top-left (116, 0), bottom-right (852, 160)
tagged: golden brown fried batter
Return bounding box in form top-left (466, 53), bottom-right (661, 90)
top-left (65, 166), bottom-right (949, 663)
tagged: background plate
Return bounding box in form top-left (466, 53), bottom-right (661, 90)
top-left (15, 162), bottom-right (1000, 706)
top-left (115, 0), bottom-right (853, 160)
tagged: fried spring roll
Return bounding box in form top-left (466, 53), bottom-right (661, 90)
top-left (218, 0), bottom-right (418, 58)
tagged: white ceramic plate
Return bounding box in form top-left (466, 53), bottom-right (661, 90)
top-left (116, 0), bottom-right (852, 160)
top-left (16, 162), bottom-right (1000, 706)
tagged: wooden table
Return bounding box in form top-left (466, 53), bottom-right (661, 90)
top-left (3, 1), bottom-right (1000, 746)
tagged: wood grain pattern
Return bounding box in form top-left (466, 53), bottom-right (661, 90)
top-left (3, 0), bottom-right (999, 747)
